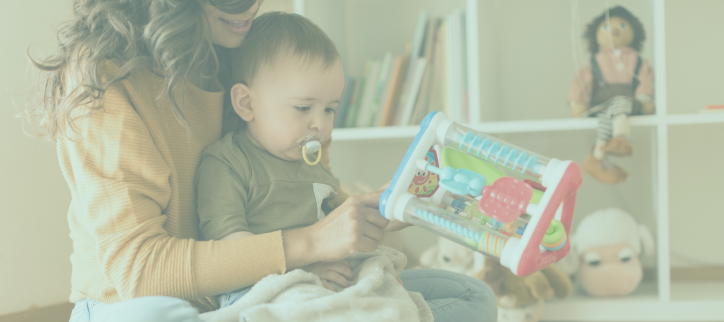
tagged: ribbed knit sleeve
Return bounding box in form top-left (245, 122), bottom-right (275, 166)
top-left (58, 78), bottom-right (286, 308)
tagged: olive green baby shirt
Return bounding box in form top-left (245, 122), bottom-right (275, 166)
top-left (196, 131), bottom-right (340, 241)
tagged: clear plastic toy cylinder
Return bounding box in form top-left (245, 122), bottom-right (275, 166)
top-left (403, 196), bottom-right (512, 259)
top-left (440, 123), bottom-right (551, 181)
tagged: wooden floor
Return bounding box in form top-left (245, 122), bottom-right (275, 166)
top-left (0, 303), bottom-right (73, 322)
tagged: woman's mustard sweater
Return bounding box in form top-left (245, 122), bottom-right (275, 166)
top-left (57, 66), bottom-right (286, 312)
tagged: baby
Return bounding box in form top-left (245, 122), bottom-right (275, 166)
top-left (195, 12), bottom-right (350, 308)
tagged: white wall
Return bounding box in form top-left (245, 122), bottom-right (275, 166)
top-left (0, 0), bottom-right (296, 316)
top-left (0, 1), bottom-right (73, 316)
top-left (664, 0), bottom-right (724, 268)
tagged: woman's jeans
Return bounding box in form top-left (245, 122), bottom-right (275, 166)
top-left (69, 269), bottom-right (497, 322)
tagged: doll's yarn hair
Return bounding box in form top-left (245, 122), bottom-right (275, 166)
top-left (583, 6), bottom-right (646, 55)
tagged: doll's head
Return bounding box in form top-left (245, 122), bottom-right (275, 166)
top-left (584, 6), bottom-right (646, 54)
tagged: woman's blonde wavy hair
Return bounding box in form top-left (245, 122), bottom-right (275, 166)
top-left (26, 0), bottom-right (255, 140)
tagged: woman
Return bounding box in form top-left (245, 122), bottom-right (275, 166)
top-left (27, 1), bottom-right (496, 321)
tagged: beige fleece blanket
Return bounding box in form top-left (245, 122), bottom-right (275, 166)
top-left (199, 246), bottom-right (432, 322)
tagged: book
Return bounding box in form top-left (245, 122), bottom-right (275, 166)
top-left (426, 19), bottom-right (447, 119)
top-left (404, 11), bottom-right (430, 84)
top-left (366, 52), bottom-right (393, 127)
top-left (445, 11), bottom-right (463, 123)
top-left (460, 9), bottom-right (469, 122)
top-left (398, 58), bottom-right (427, 126)
top-left (345, 61), bottom-right (371, 128)
top-left (355, 59), bottom-right (381, 127)
top-left (334, 77), bottom-right (355, 128)
top-left (382, 44), bottom-right (411, 126)
top-left (374, 55), bottom-right (403, 126)
top-left (396, 11), bottom-right (429, 121)
top-left (410, 18), bottom-right (441, 125)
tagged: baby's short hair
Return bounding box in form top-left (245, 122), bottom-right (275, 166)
top-left (232, 12), bottom-right (340, 85)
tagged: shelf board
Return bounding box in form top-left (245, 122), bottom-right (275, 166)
top-left (671, 281), bottom-right (724, 301)
top-left (332, 113), bottom-right (724, 141)
top-left (542, 282), bottom-right (724, 321)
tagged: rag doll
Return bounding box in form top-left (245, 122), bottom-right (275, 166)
top-left (557, 207), bottom-right (655, 297)
top-left (569, 6), bottom-right (655, 184)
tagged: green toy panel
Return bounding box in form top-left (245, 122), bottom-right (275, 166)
top-left (441, 147), bottom-right (543, 204)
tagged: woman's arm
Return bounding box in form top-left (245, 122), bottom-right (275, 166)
top-left (220, 231), bottom-right (255, 240)
top-left (59, 83), bottom-right (285, 302)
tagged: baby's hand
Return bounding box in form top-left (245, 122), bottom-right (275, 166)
top-left (301, 260), bottom-right (354, 292)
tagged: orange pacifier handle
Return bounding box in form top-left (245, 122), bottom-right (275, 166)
top-left (302, 145), bottom-right (322, 165)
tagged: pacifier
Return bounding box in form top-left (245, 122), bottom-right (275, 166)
top-left (295, 135), bottom-right (327, 165)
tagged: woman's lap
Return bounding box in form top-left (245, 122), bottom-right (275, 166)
top-left (69, 269), bottom-right (496, 322)
top-left (68, 296), bottom-right (202, 322)
top-left (400, 269), bottom-right (497, 322)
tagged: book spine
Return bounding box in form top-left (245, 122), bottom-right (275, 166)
top-left (369, 52), bottom-right (393, 127)
top-left (400, 58), bottom-right (427, 126)
top-left (335, 77), bottom-right (355, 128)
top-left (356, 60), bottom-right (381, 127)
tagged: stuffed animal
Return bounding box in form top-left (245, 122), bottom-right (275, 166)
top-left (417, 237), bottom-right (572, 322)
top-left (559, 207), bottom-right (655, 297)
top-left (418, 237), bottom-right (476, 276)
top-left (476, 260), bottom-right (573, 322)
top-left (568, 6), bottom-right (655, 184)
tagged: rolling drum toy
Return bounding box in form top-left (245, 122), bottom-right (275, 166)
top-left (379, 112), bottom-right (582, 276)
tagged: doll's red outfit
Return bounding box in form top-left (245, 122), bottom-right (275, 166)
top-left (569, 46), bottom-right (654, 183)
top-left (569, 46), bottom-right (654, 106)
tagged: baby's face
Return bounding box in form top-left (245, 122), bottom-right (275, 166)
top-left (242, 55), bottom-right (344, 161)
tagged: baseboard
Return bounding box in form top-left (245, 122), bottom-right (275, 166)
top-left (671, 267), bottom-right (724, 280)
top-left (641, 267), bottom-right (724, 282)
top-left (0, 303), bottom-right (73, 322)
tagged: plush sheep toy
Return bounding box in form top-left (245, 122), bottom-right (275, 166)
top-left (559, 207), bottom-right (656, 297)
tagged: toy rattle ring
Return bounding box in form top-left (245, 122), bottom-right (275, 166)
top-left (541, 219), bottom-right (567, 251)
top-left (302, 141), bottom-right (322, 165)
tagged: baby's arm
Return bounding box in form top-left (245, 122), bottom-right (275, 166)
top-left (196, 154), bottom-right (253, 241)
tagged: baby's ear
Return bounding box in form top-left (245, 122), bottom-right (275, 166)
top-left (231, 83), bottom-right (254, 121)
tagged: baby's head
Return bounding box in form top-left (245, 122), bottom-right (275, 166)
top-left (230, 12), bottom-right (343, 162)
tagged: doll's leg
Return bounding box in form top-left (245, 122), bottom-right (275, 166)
top-left (583, 106), bottom-right (628, 184)
top-left (608, 96), bottom-right (632, 138)
top-left (592, 113), bottom-right (613, 160)
top-left (602, 96), bottom-right (634, 156)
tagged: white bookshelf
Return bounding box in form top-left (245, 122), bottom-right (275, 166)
top-left (332, 113), bottom-right (724, 141)
top-left (299, 0), bottom-right (724, 320)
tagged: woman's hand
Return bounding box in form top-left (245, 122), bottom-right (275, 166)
top-left (301, 260), bottom-right (354, 292)
top-left (376, 181), bottom-right (412, 232)
top-left (383, 219), bottom-right (412, 232)
top-left (302, 190), bottom-right (390, 264)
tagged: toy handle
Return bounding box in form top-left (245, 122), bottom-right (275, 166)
top-left (515, 162), bottom-right (582, 276)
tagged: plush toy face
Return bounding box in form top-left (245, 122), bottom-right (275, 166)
top-left (579, 242), bottom-right (642, 297)
top-left (419, 238), bottom-right (474, 275)
top-left (596, 16), bottom-right (635, 49)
